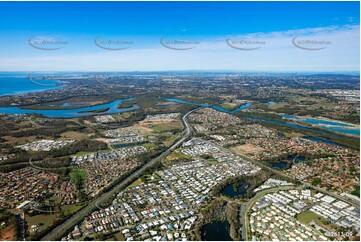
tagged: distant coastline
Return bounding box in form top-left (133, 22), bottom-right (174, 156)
top-left (0, 76), bottom-right (63, 96)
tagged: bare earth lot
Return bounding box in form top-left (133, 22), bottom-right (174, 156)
top-left (0, 225), bottom-right (16, 241)
top-left (231, 143), bottom-right (265, 155)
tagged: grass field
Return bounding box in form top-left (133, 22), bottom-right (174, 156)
top-left (128, 178), bottom-right (143, 188)
top-left (26, 214), bottom-right (57, 234)
top-left (49, 195), bottom-right (63, 204)
top-left (297, 210), bottom-right (341, 232)
top-left (74, 151), bottom-right (95, 156)
top-left (3, 135), bottom-right (39, 145)
top-left (112, 231), bottom-right (125, 241)
top-left (283, 132), bottom-right (304, 138)
top-left (61, 204), bottom-right (83, 216)
top-left (114, 112), bottom-right (134, 121)
top-left (297, 210), bottom-right (326, 224)
top-left (60, 131), bottom-right (89, 139)
top-left (267, 103), bottom-right (287, 110)
top-left (143, 143), bottom-right (158, 150)
top-left (140, 174), bottom-right (161, 183)
top-left (220, 102), bottom-right (240, 110)
top-left (150, 121), bottom-right (182, 132)
top-left (70, 168), bottom-right (88, 180)
top-left (69, 168), bottom-right (88, 184)
top-left (162, 135), bottom-right (178, 146)
top-left (164, 151), bottom-right (193, 165)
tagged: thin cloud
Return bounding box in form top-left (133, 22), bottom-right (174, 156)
top-left (0, 24), bottom-right (359, 72)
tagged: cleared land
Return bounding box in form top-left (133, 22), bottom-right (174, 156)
top-left (0, 225), bottom-right (16, 241)
top-left (149, 121), bottom-right (182, 132)
top-left (60, 131), bottom-right (89, 139)
top-left (231, 144), bottom-right (265, 155)
top-left (164, 151), bottom-right (193, 165)
top-left (26, 213), bottom-right (57, 235)
top-left (123, 124), bottom-right (153, 134)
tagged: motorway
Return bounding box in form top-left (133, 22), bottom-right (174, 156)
top-left (41, 105), bottom-right (359, 240)
top-left (41, 107), bottom-right (200, 241)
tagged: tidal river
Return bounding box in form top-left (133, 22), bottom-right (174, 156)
top-left (165, 98), bottom-right (359, 141)
top-left (0, 98), bottom-right (139, 118)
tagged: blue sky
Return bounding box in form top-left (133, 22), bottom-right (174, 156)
top-left (0, 1), bottom-right (359, 72)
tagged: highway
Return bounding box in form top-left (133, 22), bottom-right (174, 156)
top-left (41, 107), bottom-right (200, 241)
top-left (41, 105), bottom-right (358, 240)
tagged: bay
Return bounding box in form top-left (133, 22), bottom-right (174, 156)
top-left (0, 75), bottom-right (62, 96)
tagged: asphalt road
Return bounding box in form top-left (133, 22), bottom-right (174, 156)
top-left (240, 185), bottom-right (302, 240)
top-left (41, 106), bottom-right (358, 240)
top-left (41, 107), bottom-right (200, 241)
top-left (237, 152), bottom-right (360, 208)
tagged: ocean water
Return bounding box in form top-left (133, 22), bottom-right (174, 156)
top-left (0, 75), bottom-right (62, 96)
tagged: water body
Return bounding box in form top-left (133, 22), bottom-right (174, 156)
top-left (0, 76), bottom-right (63, 96)
top-left (60, 103), bottom-right (84, 107)
top-left (322, 125), bottom-right (360, 136)
top-left (287, 155), bottom-right (305, 162)
top-left (266, 101), bottom-right (276, 105)
top-left (165, 98), bottom-right (252, 114)
top-left (271, 162), bottom-right (289, 169)
top-left (221, 182), bottom-right (251, 198)
top-left (282, 115), bottom-right (353, 127)
top-left (281, 115), bottom-right (360, 136)
top-left (248, 117), bottom-right (355, 147)
top-left (246, 117), bottom-right (346, 138)
top-left (165, 98), bottom-right (353, 145)
top-left (201, 221), bottom-right (233, 241)
top-left (303, 136), bottom-right (345, 147)
top-left (0, 98), bottom-right (139, 118)
top-left (165, 98), bottom-right (322, 133)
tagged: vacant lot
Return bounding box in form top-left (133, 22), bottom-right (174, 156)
top-left (60, 131), bottom-right (89, 139)
top-left (112, 231), bottom-right (125, 241)
top-left (150, 121), bottom-right (182, 132)
top-left (26, 213), bottom-right (57, 234)
top-left (164, 151), bottom-right (193, 165)
top-left (0, 225), bottom-right (16, 241)
top-left (61, 204), bottom-right (83, 216)
top-left (124, 123), bottom-right (153, 134)
top-left (231, 144), bottom-right (264, 155)
top-left (3, 135), bottom-right (38, 145)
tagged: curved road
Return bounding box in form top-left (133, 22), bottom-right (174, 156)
top-left (237, 152), bottom-right (359, 208)
top-left (236, 153), bottom-right (360, 240)
top-left (41, 105), bottom-right (358, 240)
top-left (41, 107), bottom-right (200, 241)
